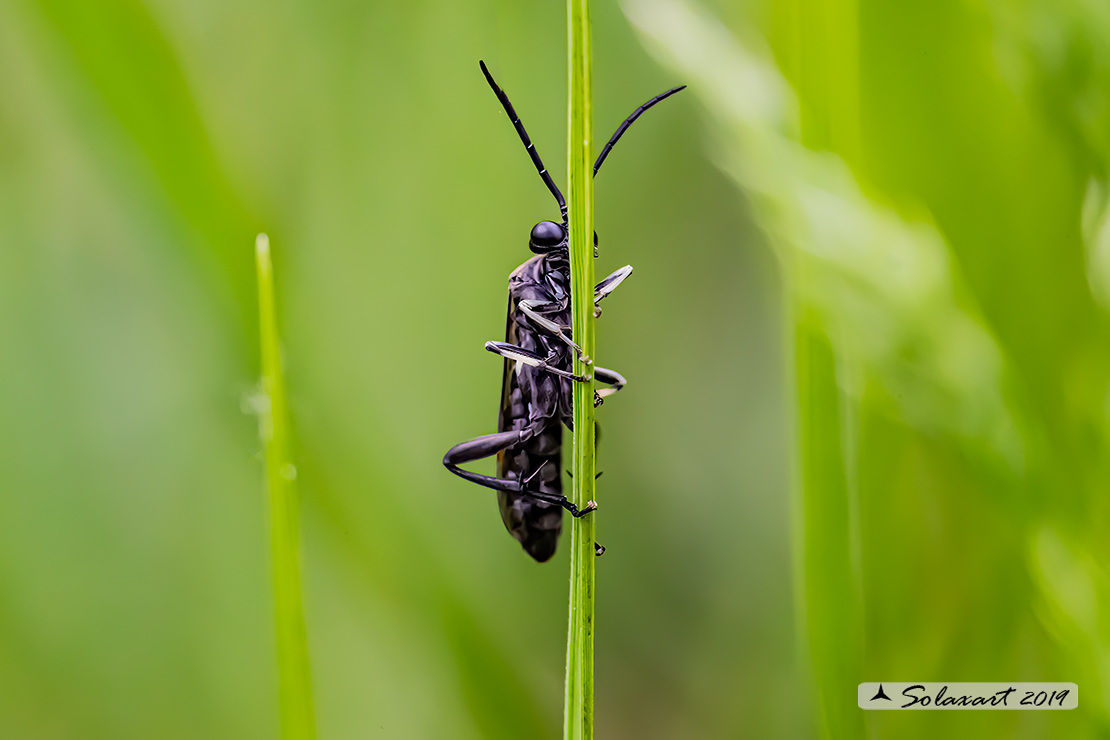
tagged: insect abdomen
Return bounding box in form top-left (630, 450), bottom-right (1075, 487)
top-left (497, 424), bottom-right (563, 562)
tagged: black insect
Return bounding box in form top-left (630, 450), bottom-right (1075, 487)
top-left (443, 60), bottom-right (684, 562)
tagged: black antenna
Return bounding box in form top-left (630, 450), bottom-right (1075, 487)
top-left (479, 61), bottom-right (567, 223)
top-left (594, 86), bottom-right (686, 176)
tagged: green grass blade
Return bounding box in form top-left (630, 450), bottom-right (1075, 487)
top-left (788, 1), bottom-right (866, 736)
top-left (256, 234), bottom-right (318, 740)
top-left (564, 0), bottom-right (596, 738)
top-left (793, 315), bottom-right (864, 740)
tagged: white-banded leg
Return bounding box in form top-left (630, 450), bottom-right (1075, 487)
top-left (594, 265), bottom-right (633, 317)
top-left (517, 299), bottom-right (589, 364)
top-left (592, 365), bottom-right (626, 407)
top-left (485, 341), bottom-right (592, 382)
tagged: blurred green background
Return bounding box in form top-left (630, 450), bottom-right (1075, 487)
top-left (0, 0), bottom-right (1108, 737)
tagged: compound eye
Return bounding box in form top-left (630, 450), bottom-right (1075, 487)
top-left (530, 221), bottom-right (566, 249)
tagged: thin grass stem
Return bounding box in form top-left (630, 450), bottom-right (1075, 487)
top-left (255, 233), bottom-right (318, 740)
top-left (563, 0), bottom-right (596, 737)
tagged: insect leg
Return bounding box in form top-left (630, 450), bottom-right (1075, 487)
top-left (443, 429), bottom-right (527, 489)
top-left (443, 426), bottom-right (597, 517)
top-left (592, 366), bottom-right (627, 406)
top-left (517, 299), bottom-right (588, 363)
top-left (593, 265), bottom-right (633, 317)
top-left (484, 341), bottom-right (591, 383)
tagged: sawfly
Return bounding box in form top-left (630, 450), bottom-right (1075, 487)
top-left (443, 60), bottom-right (684, 562)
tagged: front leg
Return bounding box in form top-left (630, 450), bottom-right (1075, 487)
top-left (514, 265), bottom-right (633, 346)
top-left (594, 265), bottom-right (633, 317)
top-left (517, 299), bottom-right (590, 365)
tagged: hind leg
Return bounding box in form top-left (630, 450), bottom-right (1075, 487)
top-left (443, 425), bottom-right (597, 517)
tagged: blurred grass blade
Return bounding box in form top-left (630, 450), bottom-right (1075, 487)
top-left (1081, 178), bottom-right (1110, 312)
top-left (1029, 525), bottom-right (1110, 718)
top-left (256, 233), bottom-right (317, 740)
top-left (622, 0), bottom-right (1021, 466)
top-left (623, 1), bottom-right (1027, 737)
top-left (789, 1), bottom-right (864, 736)
top-left (34, 0), bottom-right (258, 297)
top-left (793, 318), bottom-right (864, 740)
top-left (564, 0), bottom-right (597, 737)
